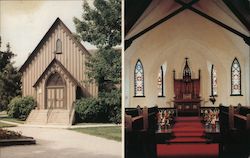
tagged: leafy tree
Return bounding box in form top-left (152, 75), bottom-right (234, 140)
top-left (0, 37), bottom-right (21, 111)
top-left (0, 42), bottom-right (15, 71)
top-left (74, 0), bottom-right (121, 48)
top-left (85, 48), bottom-right (121, 91)
top-left (74, 0), bottom-right (121, 123)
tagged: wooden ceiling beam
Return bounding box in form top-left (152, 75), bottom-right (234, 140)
top-left (175, 0), bottom-right (250, 46)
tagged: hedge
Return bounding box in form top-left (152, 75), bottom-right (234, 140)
top-left (7, 96), bottom-right (36, 120)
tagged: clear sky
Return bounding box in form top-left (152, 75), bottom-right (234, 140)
top-left (0, 0), bottom-right (94, 68)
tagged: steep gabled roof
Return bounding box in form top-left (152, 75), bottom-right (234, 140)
top-left (33, 58), bottom-right (80, 88)
top-left (19, 17), bottom-right (90, 72)
top-left (33, 58), bottom-right (91, 97)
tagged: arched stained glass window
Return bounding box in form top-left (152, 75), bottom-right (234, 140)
top-left (56, 39), bottom-right (62, 53)
top-left (158, 66), bottom-right (164, 97)
top-left (134, 59), bottom-right (144, 97)
top-left (211, 65), bottom-right (217, 96)
top-left (231, 58), bottom-right (242, 96)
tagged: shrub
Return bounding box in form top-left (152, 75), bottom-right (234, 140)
top-left (75, 98), bottom-right (109, 123)
top-left (7, 96), bottom-right (36, 120)
top-left (99, 89), bottom-right (121, 124)
top-left (75, 89), bottom-right (121, 124)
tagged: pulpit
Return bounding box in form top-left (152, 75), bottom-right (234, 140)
top-left (173, 58), bottom-right (201, 116)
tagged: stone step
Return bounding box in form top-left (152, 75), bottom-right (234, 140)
top-left (26, 109), bottom-right (74, 125)
top-left (47, 110), bottom-right (70, 125)
top-left (26, 110), bottom-right (48, 125)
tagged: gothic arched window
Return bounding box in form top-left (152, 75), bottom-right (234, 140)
top-left (231, 58), bottom-right (242, 96)
top-left (211, 65), bottom-right (217, 96)
top-left (134, 59), bottom-right (144, 97)
top-left (56, 39), bottom-right (62, 53)
top-left (158, 66), bottom-right (164, 97)
top-left (46, 72), bottom-right (65, 87)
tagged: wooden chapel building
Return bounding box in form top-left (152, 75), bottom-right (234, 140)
top-left (19, 18), bottom-right (98, 125)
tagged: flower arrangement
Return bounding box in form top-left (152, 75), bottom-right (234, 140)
top-left (157, 109), bottom-right (175, 130)
top-left (202, 108), bottom-right (219, 128)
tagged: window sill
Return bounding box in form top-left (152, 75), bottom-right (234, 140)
top-left (133, 96), bottom-right (145, 98)
top-left (209, 95), bottom-right (218, 97)
top-left (230, 94), bottom-right (243, 96)
top-left (158, 96), bottom-right (165, 98)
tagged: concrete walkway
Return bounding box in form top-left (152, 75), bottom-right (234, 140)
top-left (0, 119), bottom-right (120, 129)
top-left (0, 126), bottom-right (122, 158)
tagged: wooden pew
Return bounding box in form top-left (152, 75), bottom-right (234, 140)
top-left (125, 106), bottom-right (177, 158)
top-left (219, 104), bottom-right (250, 158)
top-left (219, 105), bottom-right (234, 133)
top-left (125, 106), bottom-right (158, 158)
top-left (125, 108), bottom-right (144, 158)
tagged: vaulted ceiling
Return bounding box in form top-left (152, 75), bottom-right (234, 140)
top-left (125, 0), bottom-right (250, 35)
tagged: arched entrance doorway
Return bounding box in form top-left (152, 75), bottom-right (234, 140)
top-left (45, 72), bottom-right (66, 109)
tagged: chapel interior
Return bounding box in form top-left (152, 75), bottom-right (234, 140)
top-left (124, 0), bottom-right (250, 157)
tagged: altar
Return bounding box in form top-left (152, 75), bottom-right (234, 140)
top-left (173, 58), bottom-right (201, 116)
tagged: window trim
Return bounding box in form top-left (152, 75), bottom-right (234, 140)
top-left (230, 57), bottom-right (243, 96)
top-left (134, 59), bottom-right (145, 97)
top-left (158, 66), bottom-right (165, 97)
top-left (210, 64), bottom-right (218, 97)
top-left (56, 39), bottom-right (62, 54)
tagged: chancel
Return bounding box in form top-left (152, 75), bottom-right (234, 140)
top-left (173, 57), bottom-right (201, 116)
top-left (124, 0), bottom-right (250, 158)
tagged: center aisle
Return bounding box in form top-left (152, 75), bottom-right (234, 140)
top-left (157, 117), bottom-right (219, 158)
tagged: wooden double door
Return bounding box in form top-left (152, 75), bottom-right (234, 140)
top-left (46, 87), bottom-right (65, 109)
top-left (45, 72), bottom-right (66, 109)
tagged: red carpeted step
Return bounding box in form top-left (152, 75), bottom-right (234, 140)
top-left (158, 116), bottom-right (218, 157)
top-left (172, 127), bottom-right (204, 133)
top-left (157, 144), bottom-right (219, 158)
top-left (174, 123), bottom-right (203, 128)
top-left (174, 132), bottom-right (204, 137)
top-left (168, 137), bottom-right (207, 143)
top-left (176, 117), bottom-right (201, 122)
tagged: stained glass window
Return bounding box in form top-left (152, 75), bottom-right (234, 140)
top-left (231, 58), bottom-right (241, 95)
top-left (211, 65), bottom-right (217, 96)
top-left (158, 66), bottom-right (164, 96)
top-left (134, 59), bottom-right (144, 96)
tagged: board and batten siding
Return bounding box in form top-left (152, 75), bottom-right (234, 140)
top-left (35, 64), bottom-right (77, 110)
top-left (22, 23), bottom-right (98, 109)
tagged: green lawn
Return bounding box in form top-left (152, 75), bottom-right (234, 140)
top-left (0, 122), bottom-right (16, 128)
top-left (71, 126), bottom-right (121, 141)
top-left (74, 122), bottom-right (112, 126)
top-left (0, 111), bottom-right (25, 124)
top-left (0, 116), bottom-right (25, 124)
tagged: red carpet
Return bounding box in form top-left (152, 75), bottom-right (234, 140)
top-left (157, 117), bottom-right (219, 158)
top-left (157, 144), bottom-right (219, 158)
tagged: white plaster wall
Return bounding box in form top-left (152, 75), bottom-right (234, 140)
top-left (125, 2), bottom-right (250, 108)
